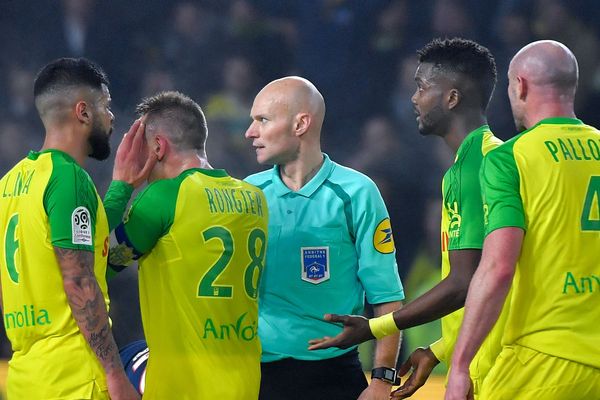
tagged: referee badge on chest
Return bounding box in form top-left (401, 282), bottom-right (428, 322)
top-left (301, 247), bottom-right (330, 284)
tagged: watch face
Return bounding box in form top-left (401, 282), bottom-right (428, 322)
top-left (384, 370), bottom-right (395, 380)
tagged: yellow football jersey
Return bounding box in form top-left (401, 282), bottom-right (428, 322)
top-left (0, 150), bottom-right (110, 399)
top-left (430, 126), bottom-right (507, 391)
top-left (481, 117), bottom-right (600, 369)
top-left (114, 168), bottom-right (268, 399)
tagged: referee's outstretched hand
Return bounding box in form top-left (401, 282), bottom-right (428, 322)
top-left (308, 314), bottom-right (375, 350)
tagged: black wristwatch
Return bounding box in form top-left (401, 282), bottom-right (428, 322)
top-left (371, 367), bottom-right (400, 385)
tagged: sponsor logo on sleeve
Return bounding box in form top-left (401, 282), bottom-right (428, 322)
top-left (373, 218), bottom-right (395, 254)
top-left (72, 206), bottom-right (92, 245)
top-left (301, 246), bottom-right (330, 284)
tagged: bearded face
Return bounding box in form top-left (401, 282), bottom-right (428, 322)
top-left (88, 116), bottom-right (112, 160)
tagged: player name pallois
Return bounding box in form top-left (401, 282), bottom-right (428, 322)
top-left (544, 137), bottom-right (600, 162)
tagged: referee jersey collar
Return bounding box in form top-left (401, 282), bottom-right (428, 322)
top-left (272, 153), bottom-right (334, 198)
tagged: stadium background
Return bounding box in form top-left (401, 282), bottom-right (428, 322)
top-left (1, 0), bottom-right (600, 398)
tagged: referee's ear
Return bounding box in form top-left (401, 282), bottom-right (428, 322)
top-left (447, 88), bottom-right (461, 110)
top-left (294, 112), bottom-right (311, 137)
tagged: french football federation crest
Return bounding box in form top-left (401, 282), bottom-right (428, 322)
top-left (373, 218), bottom-right (395, 254)
top-left (301, 247), bottom-right (330, 284)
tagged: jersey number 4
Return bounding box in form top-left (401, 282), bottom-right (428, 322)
top-left (198, 226), bottom-right (266, 300)
top-left (581, 176), bottom-right (600, 231)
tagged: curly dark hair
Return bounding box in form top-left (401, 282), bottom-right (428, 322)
top-left (417, 38), bottom-right (497, 110)
top-left (34, 57), bottom-right (108, 98)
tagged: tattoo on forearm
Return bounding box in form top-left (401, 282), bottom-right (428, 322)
top-left (55, 247), bottom-right (122, 372)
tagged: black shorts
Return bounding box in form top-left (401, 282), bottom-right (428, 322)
top-left (259, 349), bottom-right (368, 400)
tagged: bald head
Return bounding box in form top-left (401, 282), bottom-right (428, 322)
top-left (509, 40), bottom-right (578, 94)
top-left (257, 76), bottom-right (325, 132)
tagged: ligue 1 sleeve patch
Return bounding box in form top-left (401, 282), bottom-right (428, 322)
top-left (301, 247), bottom-right (330, 284)
top-left (373, 218), bottom-right (395, 254)
top-left (72, 206), bottom-right (92, 245)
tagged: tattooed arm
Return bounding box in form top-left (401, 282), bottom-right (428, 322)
top-left (55, 247), bottom-right (139, 400)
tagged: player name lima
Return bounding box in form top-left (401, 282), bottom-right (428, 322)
top-left (544, 138), bottom-right (600, 162)
top-left (4, 304), bottom-right (51, 329)
top-left (2, 169), bottom-right (35, 198)
top-left (202, 312), bottom-right (257, 341)
top-left (204, 188), bottom-right (264, 216)
top-left (562, 271), bottom-right (600, 294)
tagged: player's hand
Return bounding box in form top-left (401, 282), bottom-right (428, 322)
top-left (391, 347), bottom-right (439, 399)
top-left (113, 118), bottom-right (157, 188)
top-left (444, 367), bottom-right (474, 400)
top-left (307, 314), bottom-right (374, 350)
top-left (358, 377), bottom-right (394, 400)
top-left (106, 370), bottom-right (141, 400)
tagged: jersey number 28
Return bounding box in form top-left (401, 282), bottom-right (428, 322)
top-left (198, 226), bottom-right (266, 300)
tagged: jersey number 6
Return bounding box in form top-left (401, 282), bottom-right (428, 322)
top-left (3, 214), bottom-right (20, 284)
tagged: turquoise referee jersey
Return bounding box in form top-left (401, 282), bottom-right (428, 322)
top-left (246, 154), bottom-right (404, 362)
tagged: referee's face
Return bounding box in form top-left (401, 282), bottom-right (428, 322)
top-left (246, 89), bottom-right (298, 165)
top-left (412, 63), bottom-right (447, 137)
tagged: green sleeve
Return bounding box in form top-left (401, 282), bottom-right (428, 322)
top-left (115, 179), bottom-right (178, 256)
top-left (44, 158), bottom-right (98, 251)
top-left (448, 140), bottom-right (486, 250)
top-left (103, 180), bottom-right (134, 232)
top-left (480, 144), bottom-right (526, 236)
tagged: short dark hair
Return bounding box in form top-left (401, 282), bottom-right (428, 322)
top-left (33, 57), bottom-right (109, 98)
top-left (136, 91), bottom-right (208, 152)
top-left (417, 38), bottom-right (497, 110)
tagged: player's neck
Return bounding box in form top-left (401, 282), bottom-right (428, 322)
top-left (150, 153), bottom-right (212, 182)
top-left (279, 150), bottom-right (324, 191)
top-left (444, 115), bottom-right (488, 153)
top-left (41, 126), bottom-right (88, 166)
top-left (524, 103), bottom-right (576, 129)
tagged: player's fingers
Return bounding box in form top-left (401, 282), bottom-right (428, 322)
top-left (118, 119), bottom-right (141, 153)
top-left (390, 387), bottom-right (406, 399)
top-left (391, 374), bottom-right (416, 399)
top-left (307, 337), bottom-right (328, 345)
top-left (137, 152), bottom-right (158, 181)
top-left (307, 337), bottom-right (338, 350)
top-left (397, 358), bottom-right (413, 376)
top-left (125, 119), bottom-right (142, 142)
top-left (395, 379), bottom-right (420, 398)
top-left (130, 120), bottom-right (147, 153)
top-left (323, 313), bottom-right (347, 324)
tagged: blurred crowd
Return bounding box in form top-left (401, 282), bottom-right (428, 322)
top-left (1, 0), bottom-right (600, 357)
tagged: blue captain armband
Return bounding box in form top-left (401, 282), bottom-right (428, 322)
top-left (115, 224), bottom-right (144, 259)
top-left (107, 224), bottom-right (145, 279)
